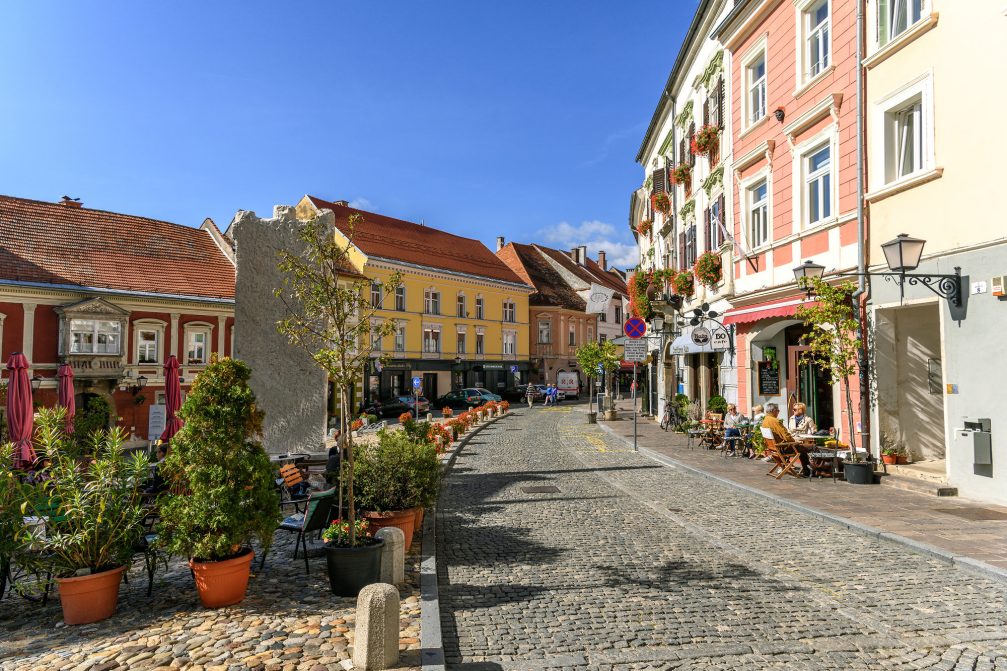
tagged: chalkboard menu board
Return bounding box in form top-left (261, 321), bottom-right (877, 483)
top-left (757, 361), bottom-right (780, 396)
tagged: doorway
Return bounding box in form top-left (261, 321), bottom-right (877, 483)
top-left (787, 345), bottom-right (835, 432)
top-left (422, 373), bottom-right (438, 400)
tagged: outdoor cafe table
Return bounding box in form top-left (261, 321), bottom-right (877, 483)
top-left (795, 436), bottom-right (841, 480)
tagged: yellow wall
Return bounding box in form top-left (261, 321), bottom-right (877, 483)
top-left (865, 1), bottom-right (1007, 261)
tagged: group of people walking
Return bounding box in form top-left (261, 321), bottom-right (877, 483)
top-left (525, 384), bottom-right (559, 408)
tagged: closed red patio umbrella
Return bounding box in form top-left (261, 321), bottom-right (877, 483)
top-left (6, 352), bottom-right (36, 469)
top-left (161, 355), bottom-right (183, 442)
top-left (57, 363), bottom-right (75, 434)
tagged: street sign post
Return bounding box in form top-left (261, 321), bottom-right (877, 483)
top-left (632, 363), bottom-right (638, 452)
top-left (623, 339), bottom-right (648, 362)
top-left (411, 376), bottom-right (422, 419)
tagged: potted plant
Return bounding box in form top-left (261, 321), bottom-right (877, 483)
top-left (651, 192), bottom-right (671, 215)
top-left (0, 442), bottom-right (26, 602)
top-left (157, 357), bottom-right (280, 608)
top-left (796, 279), bottom-right (873, 484)
top-left (881, 448), bottom-right (898, 466)
top-left (672, 271), bottom-right (695, 296)
top-left (694, 251), bottom-right (723, 286)
top-left (322, 517), bottom-right (383, 597)
top-left (670, 163), bottom-right (691, 185)
top-left (636, 219), bottom-right (653, 236)
top-left (690, 124), bottom-right (719, 156)
top-left (441, 407), bottom-right (453, 419)
top-left (575, 341), bottom-right (621, 424)
top-left (18, 408), bottom-right (149, 624)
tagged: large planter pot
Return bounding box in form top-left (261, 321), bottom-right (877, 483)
top-left (586, 412), bottom-right (597, 424)
top-left (412, 507), bottom-right (425, 536)
top-left (57, 565), bottom-right (126, 625)
top-left (189, 549), bottom-right (254, 608)
top-left (881, 454), bottom-right (898, 465)
top-left (362, 509), bottom-right (417, 551)
top-left (603, 410), bottom-right (618, 421)
top-left (843, 461), bottom-right (875, 485)
top-left (897, 455), bottom-right (909, 464)
top-left (324, 538), bottom-right (384, 597)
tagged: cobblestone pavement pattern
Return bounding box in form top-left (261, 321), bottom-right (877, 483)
top-left (437, 408), bottom-right (1007, 670)
top-left (0, 529), bottom-right (422, 670)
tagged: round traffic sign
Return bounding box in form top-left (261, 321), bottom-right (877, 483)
top-left (624, 317), bottom-right (647, 339)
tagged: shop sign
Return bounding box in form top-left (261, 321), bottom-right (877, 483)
top-left (711, 329), bottom-right (730, 351)
top-left (691, 327), bottom-right (712, 347)
top-left (482, 363), bottom-right (505, 370)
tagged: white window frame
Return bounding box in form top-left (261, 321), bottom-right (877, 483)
top-left (741, 170), bottom-right (772, 250)
top-left (394, 323), bottom-right (406, 352)
top-left (475, 295), bottom-right (484, 320)
top-left (741, 38), bottom-right (769, 131)
top-left (805, 144), bottom-right (832, 226)
top-left (475, 330), bottom-right (485, 355)
top-left (456, 329), bottom-right (467, 354)
top-left (796, 0), bottom-right (832, 86)
top-left (183, 322), bottom-right (213, 365)
top-left (394, 286), bottom-right (406, 312)
top-left (424, 289), bottom-right (441, 315)
top-left (456, 293), bottom-right (466, 318)
top-left (871, 73), bottom-right (935, 191)
top-left (422, 326), bottom-right (442, 354)
top-left (370, 319), bottom-right (382, 351)
top-left (791, 126), bottom-right (838, 231)
top-left (70, 318), bottom-right (123, 355)
top-left (568, 326), bottom-right (576, 347)
top-left (502, 331), bottom-right (517, 357)
top-left (709, 195), bottom-right (725, 251)
top-left (614, 305), bottom-right (623, 324)
top-left (132, 319), bottom-right (166, 365)
top-left (876, 0), bottom-right (926, 49)
top-left (502, 300), bottom-right (516, 323)
top-left (538, 319), bottom-right (552, 344)
top-left (370, 282), bottom-right (382, 309)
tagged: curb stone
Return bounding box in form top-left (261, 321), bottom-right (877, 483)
top-left (421, 411), bottom-right (512, 671)
top-left (595, 418), bottom-right (1007, 585)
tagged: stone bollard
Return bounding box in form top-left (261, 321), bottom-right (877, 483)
top-left (375, 526), bottom-right (405, 585)
top-left (426, 412), bottom-right (433, 423)
top-left (352, 583), bottom-right (400, 670)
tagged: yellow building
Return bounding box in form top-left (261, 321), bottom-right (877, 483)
top-left (295, 196), bottom-right (533, 404)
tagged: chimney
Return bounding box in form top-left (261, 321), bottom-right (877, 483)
top-left (598, 250), bottom-right (607, 270)
top-left (496, 236), bottom-right (505, 251)
top-left (334, 200), bottom-right (349, 207)
top-left (58, 195), bottom-right (83, 209)
top-left (577, 245), bottom-right (587, 265)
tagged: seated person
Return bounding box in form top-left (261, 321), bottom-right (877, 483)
top-left (762, 402), bottom-right (811, 477)
top-left (144, 443), bottom-right (169, 494)
top-left (722, 404), bottom-right (743, 453)
top-left (788, 402), bottom-right (817, 435)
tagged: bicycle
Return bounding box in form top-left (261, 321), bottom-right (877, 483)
top-left (660, 403), bottom-right (684, 432)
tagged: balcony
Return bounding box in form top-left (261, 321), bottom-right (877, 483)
top-left (63, 354), bottom-right (125, 380)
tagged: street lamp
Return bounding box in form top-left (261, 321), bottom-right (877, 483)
top-left (792, 233), bottom-right (962, 307)
top-left (128, 374), bottom-right (148, 396)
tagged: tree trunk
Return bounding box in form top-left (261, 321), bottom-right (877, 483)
top-left (341, 386), bottom-right (358, 546)
top-left (844, 374), bottom-right (857, 456)
top-left (589, 375), bottom-right (594, 415)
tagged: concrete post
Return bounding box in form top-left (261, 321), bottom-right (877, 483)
top-left (352, 583), bottom-right (400, 670)
top-left (375, 526), bottom-right (405, 585)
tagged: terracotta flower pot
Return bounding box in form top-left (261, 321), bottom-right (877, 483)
top-left (882, 454), bottom-right (898, 465)
top-left (189, 549), bottom-right (254, 609)
top-left (897, 455), bottom-right (909, 464)
top-left (57, 565), bottom-right (126, 625)
top-left (362, 509), bottom-right (416, 551)
top-left (413, 507), bottom-right (425, 536)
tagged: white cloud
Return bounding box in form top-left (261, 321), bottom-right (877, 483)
top-left (349, 197), bottom-right (376, 211)
top-left (538, 219), bottom-right (639, 269)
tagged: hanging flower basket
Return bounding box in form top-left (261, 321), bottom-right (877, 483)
top-left (694, 251), bottom-right (723, 286)
top-left (651, 192), bottom-right (671, 215)
top-left (670, 163), bottom-right (691, 185)
top-left (636, 219), bottom-right (653, 236)
top-left (691, 124), bottom-right (720, 157)
top-left (672, 271), bottom-right (695, 296)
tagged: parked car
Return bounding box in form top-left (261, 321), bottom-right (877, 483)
top-left (361, 397), bottom-right (411, 418)
top-left (502, 385), bottom-right (541, 402)
top-left (398, 395), bottom-right (430, 416)
top-left (436, 389), bottom-right (482, 411)
top-left (468, 387), bottom-right (503, 403)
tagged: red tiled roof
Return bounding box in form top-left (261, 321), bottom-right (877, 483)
top-left (534, 245), bottom-right (628, 296)
top-left (306, 196), bottom-right (528, 286)
top-left (495, 243), bottom-right (586, 311)
top-left (0, 195), bottom-right (235, 300)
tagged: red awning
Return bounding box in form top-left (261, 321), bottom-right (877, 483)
top-left (722, 298), bottom-right (812, 325)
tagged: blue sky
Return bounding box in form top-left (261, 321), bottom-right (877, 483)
top-left (0, 2), bottom-right (694, 269)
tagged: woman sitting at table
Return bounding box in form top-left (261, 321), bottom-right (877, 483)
top-left (721, 404), bottom-right (744, 455)
top-left (788, 402), bottom-right (817, 435)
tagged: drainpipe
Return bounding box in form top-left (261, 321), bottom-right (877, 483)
top-left (852, 0), bottom-right (871, 455)
top-left (666, 95), bottom-right (678, 414)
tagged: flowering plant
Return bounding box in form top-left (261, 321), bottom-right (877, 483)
top-left (398, 412), bottom-right (413, 425)
top-left (670, 163), bottom-right (691, 185)
top-left (441, 407), bottom-right (453, 418)
top-left (322, 518), bottom-right (370, 547)
top-left (651, 192), bottom-right (671, 215)
top-left (636, 219), bottom-right (653, 236)
top-left (500, 400), bottom-right (510, 412)
top-left (690, 124), bottom-right (719, 156)
top-left (672, 271), bottom-right (695, 296)
top-left (694, 251), bottom-right (723, 286)
top-left (350, 419), bottom-right (364, 431)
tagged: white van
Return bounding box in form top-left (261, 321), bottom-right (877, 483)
top-left (556, 372), bottom-right (580, 400)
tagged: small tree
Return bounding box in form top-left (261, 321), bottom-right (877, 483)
top-left (574, 340), bottom-right (621, 417)
top-left (275, 213), bottom-right (401, 546)
top-left (796, 278), bottom-right (862, 458)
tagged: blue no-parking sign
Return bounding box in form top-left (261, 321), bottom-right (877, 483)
top-left (624, 317), bottom-right (647, 339)
top-left (412, 376), bottom-right (422, 389)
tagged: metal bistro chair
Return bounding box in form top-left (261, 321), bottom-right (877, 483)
top-left (265, 487), bottom-right (336, 574)
top-left (277, 463), bottom-right (310, 513)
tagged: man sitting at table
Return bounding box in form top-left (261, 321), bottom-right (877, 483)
top-left (762, 403), bottom-right (811, 477)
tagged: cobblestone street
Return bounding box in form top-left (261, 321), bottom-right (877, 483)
top-left (437, 408), bottom-right (1007, 670)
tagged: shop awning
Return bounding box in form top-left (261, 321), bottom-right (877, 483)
top-left (722, 298), bottom-right (813, 326)
top-left (668, 334), bottom-right (714, 355)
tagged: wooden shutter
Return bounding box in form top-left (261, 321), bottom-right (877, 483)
top-left (679, 137), bottom-right (687, 165)
top-left (704, 208), bottom-right (712, 253)
top-left (652, 168), bottom-right (667, 194)
top-left (717, 77), bottom-right (726, 130)
top-left (679, 233), bottom-right (687, 271)
top-left (688, 122), bottom-right (696, 167)
top-left (703, 98), bottom-right (710, 127)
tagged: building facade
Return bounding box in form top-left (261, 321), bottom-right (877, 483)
top-left (0, 195), bottom-right (236, 446)
top-left (863, 0), bottom-right (1007, 503)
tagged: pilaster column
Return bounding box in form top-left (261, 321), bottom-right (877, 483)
top-left (217, 315), bottom-right (227, 357)
top-left (170, 313), bottom-right (180, 362)
top-left (22, 303), bottom-right (36, 367)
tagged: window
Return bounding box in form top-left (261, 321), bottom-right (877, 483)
top-left (804, 0), bottom-right (830, 80)
top-left (137, 329), bottom-right (159, 364)
top-left (588, 326), bottom-right (594, 342)
top-left (423, 328), bottom-right (441, 353)
top-left (395, 325), bottom-right (406, 352)
top-left (538, 320), bottom-right (552, 344)
top-left (395, 286), bottom-right (406, 311)
top-left (872, 76), bottom-right (934, 192)
top-left (685, 224), bottom-right (698, 267)
top-left (70, 319), bottom-right (121, 355)
top-left (805, 145), bottom-right (832, 225)
top-left (600, 333), bottom-right (607, 343)
top-left (747, 53), bottom-right (767, 126)
top-left (749, 179), bottom-right (770, 248)
top-left (424, 290), bottom-right (440, 315)
top-left (599, 310), bottom-right (607, 322)
top-left (503, 332), bottom-right (516, 356)
top-left (568, 327), bottom-right (576, 347)
top-left (475, 332), bottom-right (485, 355)
top-left (706, 196), bottom-right (725, 252)
top-left (615, 306), bottom-right (623, 324)
top-left (371, 322), bottom-right (382, 351)
top-left (888, 98), bottom-right (923, 182)
top-left (370, 282), bottom-right (382, 308)
top-left (878, 0), bottom-right (924, 46)
top-left (475, 297), bottom-right (484, 319)
top-left (187, 330), bottom-right (208, 364)
top-left (456, 294), bottom-right (466, 318)
top-left (502, 300), bottom-right (516, 323)
top-left (456, 331), bottom-right (466, 354)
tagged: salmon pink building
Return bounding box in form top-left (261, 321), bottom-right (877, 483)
top-left (0, 195), bottom-right (235, 446)
top-left (714, 0), bottom-right (863, 437)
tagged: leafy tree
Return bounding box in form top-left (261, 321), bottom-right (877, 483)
top-left (157, 357), bottom-right (279, 560)
top-left (796, 278), bottom-right (862, 458)
top-left (574, 340), bottom-right (621, 417)
top-left (274, 213), bottom-right (402, 546)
